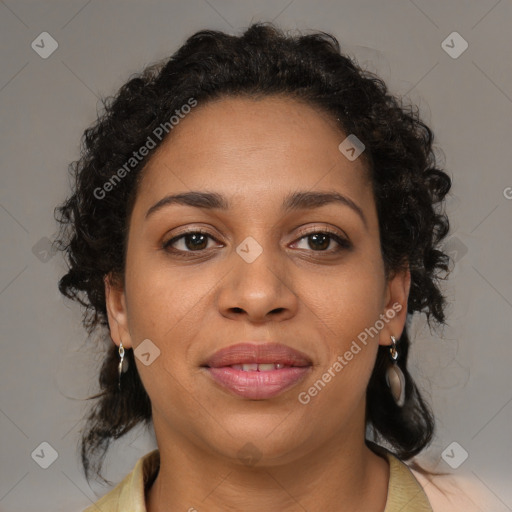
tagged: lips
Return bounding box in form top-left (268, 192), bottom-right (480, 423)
top-left (203, 342), bottom-right (312, 368)
top-left (202, 342), bottom-right (312, 400)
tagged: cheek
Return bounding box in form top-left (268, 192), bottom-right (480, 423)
top-left (297, 258), bottom-right (385, 402)
top-left (123, 253), bottom-right (224, 398)
top-left (123, 256), bottom-right (216, 425)
top-left (124, 252), bottom-right (217, 342)
top-left (306, 261), bottom-right (386, 342)
top-left (296, 272), bottom-right (383, 421)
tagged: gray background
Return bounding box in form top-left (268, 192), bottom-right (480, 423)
top-left (1, 1), bottom-right (511, 510)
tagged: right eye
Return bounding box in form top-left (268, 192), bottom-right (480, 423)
top-left (162, 230), bottom-right (223, 255)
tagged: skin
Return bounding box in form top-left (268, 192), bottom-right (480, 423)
top-left (105, 95), bottom-right (411, 511)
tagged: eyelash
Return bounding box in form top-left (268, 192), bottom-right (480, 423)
top-left (162, 227), bottom-right (351, 257)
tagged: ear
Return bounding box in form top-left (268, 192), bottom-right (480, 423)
top-left (104, 273), bottom-right (133, 349)
top-left (378, 267), bottom-right (411, 347)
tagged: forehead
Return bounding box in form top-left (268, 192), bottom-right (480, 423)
top-left (134, 95), bottom-right (373, 213)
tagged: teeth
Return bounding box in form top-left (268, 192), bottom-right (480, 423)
top-left (231, 363), bottom-right (287, 371)
top-left (257, 363), bottom-right (276, 371)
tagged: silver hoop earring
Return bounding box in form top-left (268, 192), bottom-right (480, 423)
top-left (385, 335), bottom-right (406, 407)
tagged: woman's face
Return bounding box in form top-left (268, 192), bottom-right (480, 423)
top-left (106, 95), bottom-right (409, 465)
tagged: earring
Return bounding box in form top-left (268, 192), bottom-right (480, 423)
top-left (385, 335), bottom-right (406, 407)
top-left (118, 341), bottom-right (128, 391)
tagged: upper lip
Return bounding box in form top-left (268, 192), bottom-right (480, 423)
top-left (203, 342), bottom-right (312, 368)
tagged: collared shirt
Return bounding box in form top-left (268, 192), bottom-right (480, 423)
top-left (83, 446), bottom-right (433, 511)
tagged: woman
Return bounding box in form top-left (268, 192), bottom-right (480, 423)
top-left (55, 22), bottom-right (458, 511)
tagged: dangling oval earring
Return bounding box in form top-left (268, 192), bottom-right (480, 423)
top-left (118, 341), bottom-right (128, 391)
top-left (385, 335), bottom-right (406, 407)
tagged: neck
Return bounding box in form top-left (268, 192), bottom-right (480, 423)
top-left (146, 416), bottom-right (389, 512)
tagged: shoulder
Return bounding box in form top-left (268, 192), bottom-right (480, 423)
top-left (410, 468), bottom-right (492, 512)
top-left (82, 483), bottom-right (123, 512)
top-left (81, 449), bottom-right (159, 512)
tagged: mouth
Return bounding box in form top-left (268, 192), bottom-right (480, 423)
top-left (201, 342), bottom-right (313, 400)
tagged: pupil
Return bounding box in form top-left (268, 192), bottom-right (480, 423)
top-left (187, 233), bottom-right (207, 250)
top-left (309, 233), bottom-right (329, 250)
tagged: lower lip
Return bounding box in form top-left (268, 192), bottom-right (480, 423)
top-left (205, 367), bottom-right (311, 399)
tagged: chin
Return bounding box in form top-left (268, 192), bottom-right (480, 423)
top-left (204, 421), bottom-right (310, 467)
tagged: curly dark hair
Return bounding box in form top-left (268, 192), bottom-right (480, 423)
top-left (54, 22), bottom-right (451, 485)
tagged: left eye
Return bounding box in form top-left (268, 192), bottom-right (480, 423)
top-left (293, 231), bottom-right (350, 252)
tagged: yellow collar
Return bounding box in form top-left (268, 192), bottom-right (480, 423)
top-left (85, 446), bottom-right (432, 511)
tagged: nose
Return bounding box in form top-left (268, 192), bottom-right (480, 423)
top-left (216, 246), bottom-right (299, 324)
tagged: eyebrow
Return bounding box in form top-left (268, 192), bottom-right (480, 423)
top-left (145, 190), bottom-right (367, 227)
